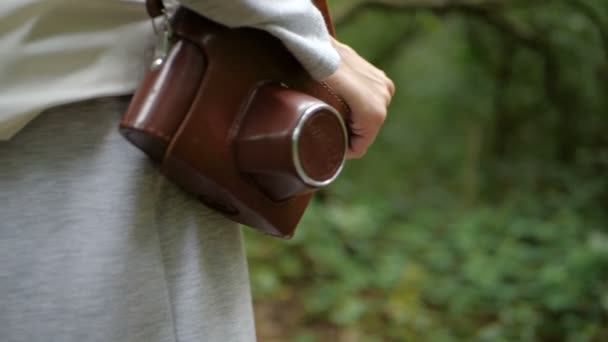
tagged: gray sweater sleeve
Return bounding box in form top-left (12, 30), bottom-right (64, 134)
top-left (175, 0), bottom-right (340, 80)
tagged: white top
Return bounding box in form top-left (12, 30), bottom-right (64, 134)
top-left (0, 0), bottom-right (339, 140)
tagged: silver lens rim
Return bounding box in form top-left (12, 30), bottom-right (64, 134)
top-left (291, 103), bottom-right (348, 188)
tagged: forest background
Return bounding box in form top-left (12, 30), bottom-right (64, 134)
top-left (246, 0), bottom-right (608, 340)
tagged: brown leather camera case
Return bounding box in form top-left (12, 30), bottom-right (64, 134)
top-left (120, 1), bottom-right (350, 238)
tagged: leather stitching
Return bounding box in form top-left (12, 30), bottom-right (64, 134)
top-left (319, 81), bottom-right (351, 115)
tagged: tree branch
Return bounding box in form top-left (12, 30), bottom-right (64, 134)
top-left (564, 0), bottom-right (608, 58)
top-left (334, 0), bottom-right (508, 26)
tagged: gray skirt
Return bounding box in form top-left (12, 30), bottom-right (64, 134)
top-left (0, 98), bottom-right (256, 342)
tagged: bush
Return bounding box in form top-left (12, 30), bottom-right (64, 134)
top-left (247, 1), bottom-right (608, 340)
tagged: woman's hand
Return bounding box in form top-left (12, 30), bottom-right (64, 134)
top-left (324, 37), bottom-right (395, 159)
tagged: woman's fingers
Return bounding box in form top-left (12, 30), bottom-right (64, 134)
top-left (324, 38), bottom-right (395, 159)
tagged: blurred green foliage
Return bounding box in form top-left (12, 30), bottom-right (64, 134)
top-left (246, 0), bottom-right (608, 340)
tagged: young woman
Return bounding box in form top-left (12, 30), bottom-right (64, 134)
top-left (0, 1), bottom-right (393, 340)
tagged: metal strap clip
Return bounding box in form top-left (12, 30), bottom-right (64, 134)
top-left (150, 9), bottom-right (173, 70)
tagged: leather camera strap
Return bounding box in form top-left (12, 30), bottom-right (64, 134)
top-left (144, 0), bottom-right (336, 36)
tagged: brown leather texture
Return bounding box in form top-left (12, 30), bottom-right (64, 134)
top-left (234, 84), bottom-right (347, 202)
top-left (121, 3), bottom-right (350, 238)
